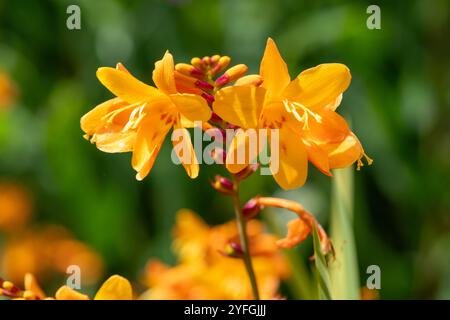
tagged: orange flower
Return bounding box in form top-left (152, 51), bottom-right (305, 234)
top-left (213, 38), bottom-right (372, 189)
top-left (55, 275), bottom-right (133, 300)
top-left (81, 52), bottom-right (211, 180)
top-left (0, 183), bottom-right (32, 232)
top-left (0, 72), bottom-right (17, 110)
top-left (0, 274), bottom-right (132, 300)
top-left (1, 225), bottom-right (103, 285)
top-left (141, 210), bottom-right (289, 300)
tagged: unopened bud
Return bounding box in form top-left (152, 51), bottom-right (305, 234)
top-left (174, 71), bottom-right (204, 95)
top-left (211, 148), bottom-right (227, 165)
top-left (202, 93), bottom-right (215, 105)
top-left (235, 74), bottom-right (263, 87)
top-left (191, 57), bottom-right (203, 69)
top-left (211, 56), bottom-right (231, 75)
top-left (242, 198), bottom-right (262, 219)
top-left (195, 80), bottom-right (214, 91)
top-left (215, 64), bottom-right (248, 86)
top-left (210, 54), bottom-right (221, 64)
top-left (211, 175), bottom-right (234, 195)
top-left (234, 163), bottom-right (259, 181)
top-left (222, 241), bottom-right (244, 258)
top-left (175, 63), bottom-right (204, 78)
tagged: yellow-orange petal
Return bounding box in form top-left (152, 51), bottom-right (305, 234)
top-left (94, 275), bottom-right (132, 300)
top-left (225, 129), bottom-right (262, 174)
top-left (55, 286), bottom-right (89, 300)
top-left (323, 133), bottom-right (363, 169)
top-left (276, 218), bottom-right (311, 249)
top-left (260, 38), bottom-right (291, 99)
top-left (24, 273), bottom-right (46, 299)
top-left (97, 67), bottom-right (164, 104)
top-left (283, 63), bottom-right (351, 112)
top-left (213, 86), bottom-right (266, 129)
top-left (169, 93), bottom-right (211, 123)
top-left (80, 98), bottom-right (128, 135)
top-left (94, 131), bottom-right (136, 153)
top-left (302, 109), bottom-right (351, 145)
top-left (271, 126), bottom-right (308, 190)
top-left (302, 139), bottom-right (331, 176)
top-left (172, 119), bottom-right (199, 179)
top-left (153, 51), bottom-right (177, 95)
top-left (131, 115), bottom-right (172, 181)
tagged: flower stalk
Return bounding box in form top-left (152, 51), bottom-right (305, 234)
top-left (231, 176), bottom-right (260, 300)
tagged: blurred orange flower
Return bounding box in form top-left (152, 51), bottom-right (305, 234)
top-left (0, 273), bottom-right (132, 300)
top-left (213, 38), bottom-right (372, 189)
top-left (141, 210), bottom-right (289, 300)
top-left (1, 225), bottom-right (103, 285)
top-left (81, 51), bottom-right (211, 180)
top-left (0, 183), bottom-right (32, 232)
top-left (0, 72), bottom-right (17, 110)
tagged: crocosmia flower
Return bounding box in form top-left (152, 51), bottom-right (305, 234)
top-left (213, 38), bottom-right (372, 190)
top-left (81, 52), bottom-right (211, 180)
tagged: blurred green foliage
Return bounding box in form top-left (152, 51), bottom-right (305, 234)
top-left (0, 0), bottom-right (449, 299)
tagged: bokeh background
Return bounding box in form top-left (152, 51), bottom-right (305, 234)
top-left (0, 0), bottom-right (449, 299)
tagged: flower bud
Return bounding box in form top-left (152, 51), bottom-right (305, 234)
top-left (190, 57), bottom-right (203, 69)
top-left (201, 93), bottom-right (215, 105)
top-left (215, 64), bottom-right (248, 87)
top-left (210, 54), bottom-right (221, 64)
top-left (242, 198), bottom-right (262, 219)
top-left (175, 63), bottom-right (204, 79)
top-left (211, 175), bottom-right (234, 195)
top-left (222, 241), bottom-right (244, 258)
top-left (234, 163), bottom-right (259, 181)
top-left (174, 71), bottom-right (204, 95)
top-left (234, 74), bottom-right (263, 87)
top-left (195, 80), bottom-right (214, 91)
top-left (211, 56), bottom-right (231, 75)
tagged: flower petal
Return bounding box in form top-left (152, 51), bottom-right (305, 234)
top-left (94, 275), bottom-right (132, 300)
top-left (172, 119), bottom-right (199, 178)
top-left (322, 133), bottom-right (363, 169)
top-left (302, 139), bottom-right (331, 176)
top-left (131, 115), bottom-right (172, 181)
top-left (55, 286), bottom-right (89, 300)
top-left (270, 126), bottom-right (308, 190)
top-left (153, 51), bottom-right (177, 95)
top-left (225, 129), bottom-right (262, 174)
top-left (213, 86), bottom-right (266, 128)
top-left (260, 38), bottom-right (291, 99)
top-left (80, 98), bottom-right (128, 135)
top-left (94, 130), bottom-right (136, 153)
top-left (170, 93), bottom-right (211, 123)
top-left (97, 67), bottom-right (164, 104)
top-left (302, 109), bottom-right (351, 145)
top-left (276, 218), bottom-right (311, 249)
top-left (24, 273), bottom-right (46, 299)
top-left (283, 63), bottom-right (351, 111)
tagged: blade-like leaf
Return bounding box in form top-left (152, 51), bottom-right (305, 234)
top-left (329, 167), bottom-right (360, 299)
top-left (313, 223), bottom-right (332, 300)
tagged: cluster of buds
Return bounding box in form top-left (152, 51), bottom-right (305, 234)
top-left (0, 276), bottom-right (39, 300)
top-left (175, 55), bottom-right (249, 106)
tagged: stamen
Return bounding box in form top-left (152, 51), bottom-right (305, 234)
top-left (357, 152), bottom-right (373, 170)
top-left (283, 100), bottom-right (322, 130)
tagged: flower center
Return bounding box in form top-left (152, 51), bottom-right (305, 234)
top-left (282, 99), bottom-right (322, 130)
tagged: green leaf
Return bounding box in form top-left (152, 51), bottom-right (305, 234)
top-left (329, 167), bottom-right (360, 299)
top-left (313, 223), bottom-right (332, 300)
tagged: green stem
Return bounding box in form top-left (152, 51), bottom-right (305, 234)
top-left (231, 177), bottom-right (260, 300)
